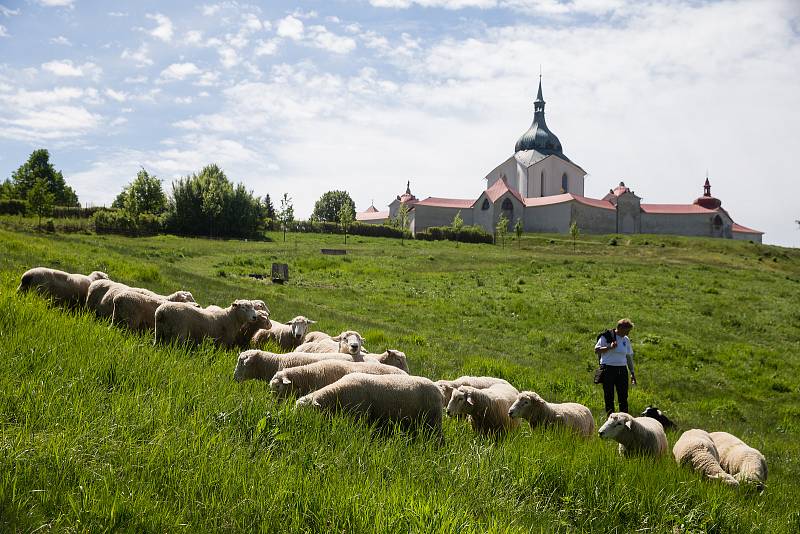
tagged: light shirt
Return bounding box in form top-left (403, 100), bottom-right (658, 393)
top-left (595, 334), bottom-right (633, 367)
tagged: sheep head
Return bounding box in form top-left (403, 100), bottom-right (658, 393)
top-left (269, 372), bottom-right (293, 397)
top-left (508, 391), bottom-right (544, 420)
top-left (288, 316), bottom-right (316, 341)
top-left (379, 349), bottom-right (408, 373)
top-left (168, 290), bottom-right (195, 303)
top-left (435, 381), bottom-right (455, 404)
top-left (598, 412), bottom-right (634, 440)
top-left (446, 386), bottom-right (476, 417)
top-left (332, 330), bottom-right (363, 355)
top-left (89, 271), bottom-right (109, 281)
top-left (233, 351), bottom-right (257, 382)
top-left (231, 299), bottom-right (259, 323)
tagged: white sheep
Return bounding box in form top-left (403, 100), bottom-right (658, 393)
top-left (709, 431), bottom-right (768, 490)
top-left (508, 391), bottom-right (595, 438)
top-left (154, 299), bottom-right (258, 347)
top-left (364, 349), bottom-right (409, 373)
top-left (18, 267), bottom-right (108, 307)
top-left (302, 331), bottom-right (332, 343)
top-left (446, 383), bottom-right (520, 437)
top-left (598, 412), bottom-right (668, 457)
top-left (672, 429), bottom-right (738, 486)
top-left (295, 372), bottom-right (444, 442)
top-left (233, 350), bottom-right (354, 382)
top-left (252, 315), bottom-right (316, 351)
top-left (435, 376), bottom-right (511, 405)
top-left (270, 359), bottom-right (406, 398)
top-left (295, 330), bottom-right (365, 356)
top-left (235, 309), bottom-right (272, 349)
top-left (111, 289), bottom-right (196, 331)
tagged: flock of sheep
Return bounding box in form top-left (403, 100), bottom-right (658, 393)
top-left (17, 266), bottom-right (768, 492)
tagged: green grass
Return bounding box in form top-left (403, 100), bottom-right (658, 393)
top-left (1, 227), bottom-right (799, 532)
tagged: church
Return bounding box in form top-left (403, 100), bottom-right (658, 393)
top-left (357, 78), bottom-right (763, 243)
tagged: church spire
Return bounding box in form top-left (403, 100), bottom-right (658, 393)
top-left (514, 75), bottom-right (566, 157)
top-left (534, 74), bottom-right (545, 115)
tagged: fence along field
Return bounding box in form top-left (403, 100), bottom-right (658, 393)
top-left (1, 227), bottom-right (799, 532)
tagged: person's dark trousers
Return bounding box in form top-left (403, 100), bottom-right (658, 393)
top-left (602, 365), bottom-right (629, 415)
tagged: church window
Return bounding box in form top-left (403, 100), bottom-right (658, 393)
top-left (712, 215), bottom-right (722, 228)
top-left (540, 171), bottom-right (545, 197)
top-left (561, 173), bottom-right (568, 193)
top-left (481, 198), bottom-right (490, 210)
top-left (502, 198), bottom-right (514, 211)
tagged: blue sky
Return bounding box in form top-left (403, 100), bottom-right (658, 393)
top-left (1, 0), bottom-right (799, 246)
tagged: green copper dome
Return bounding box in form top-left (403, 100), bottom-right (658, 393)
top-left (514, 78), bottom-right (566, 158)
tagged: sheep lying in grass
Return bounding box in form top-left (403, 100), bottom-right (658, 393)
top-left (672, 429), bottom-right (738, 486)
top-left (302, 331), bottom-right (332, 343)
top-left (598, 412), bottom-right (668, 457)
top-left (154, 299), bottom-right (258, 347)
top-left (435, 376), bottom-right (511, 405)
top-left (236, 309), bottom-right (272, 349)
top-left (252, 316), bottom-right (316, 351)
top-left (233, 350), bottom-right (354, 382)
top-left (86, 279), bottom-right (119, 313)
top-left (295, 373), bottom-right (444, 442)
top-left (709, 431), bottom-right (768, 490)
top-left (270, 359), bottom-right (406, 398)
top-left (111, 289), bottom-right (196, 331)
top-left (508, 391), bottom-right (595, 438)
top-left (18, 267), bottom-right (108, 307)
top-left (295, 330), bottom-right (365, 357)
top-left (446, 383), bottom-right (520, 437)
top-left (364, 350), bottom-right (409, 373)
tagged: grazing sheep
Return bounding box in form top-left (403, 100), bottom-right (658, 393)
top-left (709, 431), bottom-right (768, 490)
top-left (364, 350), bottom-right (409, 373)
top-left (295, 373), bottom-right (444, 442)
top-left (18, 268), bottom-right (108, 307)
top-left (641, 406), bottom-right (677, 430)
top-left (270, 359), bottom-right (406, 398)
top-left (86, 280), bottom-right (128, 316)
top-left (446, 383), bottom-right (520, 436)
top-left (673, 429), bottom-right (738, 486)
top-left (111, 289), bottom-right (196, 331)
top-left (598, 412), bottom-right (668, 457)
top-left (154, 299), bottom-right (258, 347)
top-left (508, 391), bottom-right (595, 438)
top-left (435, 376), bottom-right (511, 405)
top-left (295, 330), bottom-right (365, 357)
top-left (252, 315), bottom-right (316, 351)
top-left (235, 309), bottom-right (272, 349)
top-left (233, 350), bottom-right (354, 382)
top-left (303, 331), bottom-right (332, 343)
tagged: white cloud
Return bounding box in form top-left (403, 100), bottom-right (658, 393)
top-left (121, 43), bottom-right (153, 67)
top-left (36, 0), bottom-right (74, 7)
top-left (123, 75), bottom-right (148, 84)
top-left (276, 15), bottom-right (303, 40)
top-left (185, 30), bottom-right (203, 45)
top-left (254, 38), bottom-right (280, 56)
top-left (175, 96), bottom-right (194, 104)
top-left (110, 117), bottom-right (127, 127)
top-left (108, 11), bottom-right (127, 17)
top-left (0, 5), bottom-right (19, 17)
top-left (0, 24), bottom-right (7, 37)
top-left (146, 13), bottom-right (173, 42)
top-left (105, 88), bottom-right (127, 102)
top-left (41, 60), bottom-right (102, 80)
top-left (369, 0), bottom-right (496, 7)
top-left (195, 71), bottom-right (220, 86)
top-left (159, 62), bottom-right (202, 82)
top-left (307, 25), bottom-right (357, 54)
top-left (49, 35), bottom-right (71, 45)
top-left (202, 4), bottom-right (222, 16)
top-left (242, 13), bottom-right (262, 32)
top-left (218, 47), bottom-right (240, 68)
top-left (0, 105), bottom-right (101, 141)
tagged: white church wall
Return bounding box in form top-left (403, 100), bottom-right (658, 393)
top-left (484, 157), bottom-right (519, 193)
top-left (413, 205), bottom-right (474, 234)
top-left (641, 213), bottom-right (719, 237)
top-left (526, 156), bottom-right (585, 197)
top-left (473, 195), bottom-right (494, 231)
top-left (572, 204), bottom-right (616, 234)
top-left (523, 202), bottom-right (572, 233)
top-left (733, 231), bottom-right (762, 243)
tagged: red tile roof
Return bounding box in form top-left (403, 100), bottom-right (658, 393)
top-left (415, 197), bottom-right (475, 208)
top-left (364, 205), bottom-right (379, 213)
top-left (356, 210), bottom-right (389, 221)
top-left (524, 193), bottom-right (614, 210)
top-left (485, 178), bottom-right (525, 204)
top-left (640, 204), bottom-right (716, 214)
top-left (731, 223), bottom-right (764, 234)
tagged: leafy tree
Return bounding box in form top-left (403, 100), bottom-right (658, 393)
top-left (570, 220), bottom-right (580, 252)
top-left (339, 201), bottom-right (355, 244)
top-left (452, 210), bottom-right (464, 247)
top-left (311, 190), bottom-right (356, 223)
top-left (27, 179), bottom-right (55, 229)
top-left (125, 169), bottom-right (167, 216)
top-left (394, 203), bottom-right (410, 245)
top-left (10, 149), bottom-right (79, 206)
top-left (112, 189), bottom-right (128, 209)
top-left (0, 179), bottom-right (13, 199)
top-left (277, 193), bottom-right (294, 242)
top-left (514, 218), bottom-right (523, 249)
top-left (495, 213), bottom-right (509, 248)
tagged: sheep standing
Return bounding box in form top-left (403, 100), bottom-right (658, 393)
top-left (709, 431), bottom-right (768, 490)
top-left (672, 429), bottom-right (738, 486)
top-left (111, 289), bottom-right (196, 331)
top-left (270, 359), bottom-right (406, 398)
top-left (295, 373), bottom-right (444, 442)
top-left (252, 316), bottom-right (316, 351)
top-left (18, 268), bottom-right (108, 307)
top-left (508, 391), bottom-right (595, 438)
top-left (295, 330), bottom-right (365, 357)
top-left (598, 412), bottom-right (668, 457)
top-left (154, 299), bottom-right (258, 347)
top-left (435, 376), bottom-right (511, 405)
top-left (233, 350), bottom-right (354, 382)
top-left (446, 383), bottom-right (520, 436)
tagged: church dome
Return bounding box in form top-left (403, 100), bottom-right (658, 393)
top-left (514, 77), bottom-right (566, 157)
top-left (693, 177), bottom-right (722, 210)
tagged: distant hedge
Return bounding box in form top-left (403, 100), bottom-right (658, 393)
top-left (0, 199), bottom-right (27, 216)
top-left (290, 220), bottom-right (408, 239)
top-left (415, 225), bottom-right (494, 244)
top-left (51, 206), bottom-right (108, 219)
top-left (93, 210), bottom-right (162, 237)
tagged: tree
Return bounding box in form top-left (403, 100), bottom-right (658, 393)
top-left (394, 203), bottom-right (410, 245)
top-left (339, 200), bottom-right (355, 244)
top-left (514, 218), bottom-right (523, 249)
top-left (263, 194), bottom-right (276, 228)
top-left (125, 169), bottom-right (167, 215)
top-left (311, 190), bottom-right (356, 223)
top-left (0, 179), bottom-right (13, 199)
top-left (203, 178), bottom-right (225, 237)
top-left (277, 193), bottom-right (294, 242)
top-left (570, 220), bottom-right (580, 252)
top-left (495, 214), bottom-right (509, 248)
top-left (27, 179), bottom-right (55, 229)
top-left (10, 149), bottom-right (79, 206)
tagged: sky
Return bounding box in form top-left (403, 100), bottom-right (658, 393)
top-left (0, 0), bottom-right (799, 246)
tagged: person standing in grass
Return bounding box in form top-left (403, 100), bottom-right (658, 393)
top-left (595, 318), bottom-right (636, 415)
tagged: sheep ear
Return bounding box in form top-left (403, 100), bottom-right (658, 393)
top-left (331, 335), bottom-right (341, 341)
top-left (625, 420), bottom-right (633, 429)
top-left (308, 320), bottom-right (316, 324)
top-left (281, 377), bottom-right (291, 385)
top-left (466, 394), bottom-right (475, 406)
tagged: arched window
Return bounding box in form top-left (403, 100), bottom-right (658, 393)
top-left (501, 198), bottom-right (514, 211)
top-left (481, 198), bottom-right (490, 210)
top-left (712, 215), bottom-right (722, 228)
top-left (540, 171), bottom-right (545, 197)
top-left (561, 173), bottom-right (568, 193)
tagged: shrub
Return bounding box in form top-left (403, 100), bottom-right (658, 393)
top-left (93, 210), bottom-right (162, 237)
top-left (415, 225), bottom-right (493, 244)
top-left (289, 220), bottom-right (407, 239)
top-left (0, 199), bottom-right (28, 215)
top-left (51, 206), bottom-right (108, 219)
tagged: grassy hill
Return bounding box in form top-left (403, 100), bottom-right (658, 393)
top-left (1, 227), bottom-right (798, 532)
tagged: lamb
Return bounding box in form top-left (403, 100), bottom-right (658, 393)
top-left (18, 267), bottom-right (108, 307)
top-left (252, 315), bottom-right (316, 351)
top-left (111, 289), bottom-right (196, 331)
top-left (709, 431), bottom-right (768, 490)
top-left (508, 391), bottom-right (595, 438)
top-left (598, 412), bottom-right (668, 457)
top-left (295, 330), bottom-right (365, 357)
top-left (295, 373), bottom-right (444, 442)
top-left (233, 350), bottom-right (354, 382)
top-left (154, 299), bottom-right (259, 347)
top-left (446, 383), bottom-right (520, 436)
top-left (364, 350), bottom-right (409, 373)
top-left (270, 359), bottom-right (406, 398)
top-left (302, 331), bottom-right (332, 343)
top-left (672, 429), bottom-right (738, 486)
top-left (435, 376), bottom-right (511, 405)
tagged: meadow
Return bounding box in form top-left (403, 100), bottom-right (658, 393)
top-left (1, 226), bottom-right (799, 533)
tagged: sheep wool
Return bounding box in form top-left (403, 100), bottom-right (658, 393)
top-left (446, 383), bottom-right (520, 436)
top-left (18, 267), bottom-right (108, 307)
top-left (295, 330), bottom-right (364, 357)
top-left (154, 299), bottom-right (258, 347)
top-left (112, 289), bottom-right (195, 332)
top-left (598, 412), bottom-right (668, 457)
top-left (270, 359), bottom-right (406, 398)
top-left (302, 331), bottom-right (332, 343)
top-left (364, 350), bottom-right (409, 373)
top-left (235, 310), bottom-right (272, 349)
top-left (233, 350), bottom-right (354, 382)
top-left (709, 431), bottom-right (768, 490)
top-left (252, 316), bottom-right (316, 351)
top-left (435, 376), bottom-right (511, 405)
top-left (672, 429), bottom-right (738, 486)
top-left (508, 391), bottom-right (595, 438)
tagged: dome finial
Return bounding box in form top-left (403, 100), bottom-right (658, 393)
top-left (406, 180), bottom-right (411, 194)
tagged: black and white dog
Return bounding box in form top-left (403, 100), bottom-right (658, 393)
top-left (641, 406), bottom-right (676, 430)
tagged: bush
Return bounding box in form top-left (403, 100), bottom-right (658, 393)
top-left (51, 206), bottom-right (107, 219)
top-left (0, 199), bottom-right (27, 215)
top-left (289, 220), bottom-right (407, 239)
top-left (415, 225), bottom-right (493, 244)
top-left (93, 210), bottom-right (162, 237)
